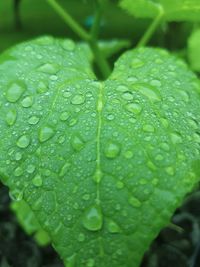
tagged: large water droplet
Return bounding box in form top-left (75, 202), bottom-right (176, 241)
top-left (125, 103), bottom-right (142, 114)
top-left (17, 135), bottom-right (30, 148)
top-left (134, 84), bottom-right (161, 102)
top-left (143, 124), bottom-right (155, 133)
top-left (39, 126), bottom-right (55, 142)
top-left (71, 94), bottom-right (85, 105)
top-left (131, 58), bottom-right (144, 68)
top-left (170, 132), bottom-right (182, 144)
top-left (15, 152), bottom-right (22, 161)
top-left (6, 109), bottom-right (17, 126)
top-left (122, 91), bottom-right (133, 101)
top-left (32, 174), bottom-right (43, 187)
top-left (27, 164), bottom-right (36, 174)
top-left (61, 39), bottom-right (75, 51)
top-left (71, 135), bottom-right (84, 151)
top-left (14, 167), bottom-right (23, 177)
top-left (93, 169), bottom-right (103, 183)
top-left (28, 116), bottom-right (40, 125)
top-left (60, 111), bottom-right (70, 121)
top-left (6, 81), bottom-right (26, 103)
top-left (107, 219), bottom-right (121, 233)
top-left (38, 63), bottom-right (60, 74)
top-left (104, 142), bottom-right (120, 159)
top-left (129, 196), bottom-right (142, 208)
top-left (59, 162), bottom-right (71, 177)
top-left (77, 233), bottom-right (85, 242)
top-left (37, 81), bottom-right (48, 93)
top-left (9, 189), bottom-right (23, 202)
top-left (21, 96), bottom-right (33, 108)
top-left (82, 205), bottom-right (103, 231)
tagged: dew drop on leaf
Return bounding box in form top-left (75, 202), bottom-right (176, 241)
top-left (39, 126), bottom-right (55, 142)
top-left (27, 164), bottom-right (36, 174)
top-left (122, 91), bottom-right (134, 100)
top-left (37, 81), bottom-right (48, 93)
top-left (6, 109), bottom-right (17, 126)
top-left (77, 233), bottom-right (85, 242)
top-left (71, 94), bottom-right (85, 105)
top-left (59, 162), bottom-right (71, 177)
top-left (170, 132), bottom-right (183, 144)
top-left (38, 63), bottom-right (60, 74)
top-left (15, 152), bottom-right (22, 161)
top-left (129, 196), bottom-right (142, 208)
top-left (21, 96), bottom-right (33, 108)
top-left (107, 219), bottom-right (121, 233)
top-left (16, 135), bottom-right (31, 148)
top-left (125, 103), bottom-right (142, 114)
top-left (104, 142), bottom-right (120, 159)
top-left (9, 189), bottom-right (23, 201)
top-left (32, 174), bottom-right (43, 187)
top-left (61, 39), bottom-right (75, 51)
top-left (86, 258), bottom-right (95, 267)
top-left (60, 111), bottom-right (70, 121)
top-left (82, 205), bottom-right (103, 231)
top-left (6, 81), bottom-right (26, 103)
top-left (28, 116), bottom-right (40, 125)
top-left (143, 124), bottom-right (155, 133)
top-left (135, 84), bottom-right (161, 102)
top-left (14, 167), bottom-right (23, 177)
top-left (71, 135), bottom-right (84, 151)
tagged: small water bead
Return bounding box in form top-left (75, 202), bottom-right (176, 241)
top-left (17, 135), bottom-right (31, 148)
top-left (66, 254), bottom-right (76, 267)
top-left (63, 91), bottom-right (72, 98)
top-left (58, 135), bottom-right (66, 144)
top-left (37, 81), bottom-right (48, 93)
top-left (32, 174), bottom-right (43, 187)
top-left (122, 91), bottom-right (134, 101)
top-left (107, 220), bottom-right (121, 233)
top-left (125, 103), bottom-right (142, 114)
top-left (150, 79), bottom-right (161, 87)
top-left (39, 126), bottom-right (55, 142)
top-left (129, 196), bottom-right (142, 208)
top-left (14, 167), bottom-right (23, 177)
top-left (15, 152), bottom-right (22, 161)
top-left (93, 169), bottom-right (103, 183)
top-left (28, 116), bottom-right (40, 125)
top-left (77, 233), bottom-right (85, 242)
top-left (60, 111), bottom-right (70, 121)
top-left (170, 132), bottom-right (183, 144)
top-left (143, 124), bottom-right (155, 133)
top-left (82, 194), bottom-right (90, 200)
top-left (116, 181), bottom-right (124, 189)
top-left (27, 164), bottom-right (36, 174)
top-left (106, 114), bottom-right (115, 121)
top-left (124, 150), bottom-right (133, 159)
top-left (165, 166), bottom-right (175, 176)
top-left (104, 142), bottom-right (120, 159)
top-left (68, 118), bottom-right (78, 127)
top-left (71, 135), bottom-right (84, 151)
top-left (61, 39), bottom-right (75, 51)
top-left (86, 259), bottom-right (95, 267)
top-left (160, 142), bottom-right (170, 151)
top-left (82, 205), bottom-right (103, 231)
top-left (21, 96), bottom-right (33, 108)
top-left (6, 109), bottom-right (17, 126)
top-left (50, 75), bottom-right (58, 81)
top-left (6, 81), bottom-right (26, 103)
top-left (131, 58), bottom-right (144, 68)
top-left (9, 189), bottom-right (23, 202)
top-left (38, 63), bottom-right (60, 74)
top-left (188, 118), bottom-right (198, 130)
top-left (71, 94), bottom-right (85, 105)
top-left (134, 84), bottom-right (161, 102)
top-left (116, 85), bottom-right (129, 92)
top-left (160, 118), bottom-right (169, 128)
top-left (155, 154), bottom-right (164, 161)
top-left (59, 162), bottom-right (71, 177)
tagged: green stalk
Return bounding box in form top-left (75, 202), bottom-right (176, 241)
top-left (137, 7), bottom-right (164, 48)
top-left (46, 0), bottom-right (111, 79)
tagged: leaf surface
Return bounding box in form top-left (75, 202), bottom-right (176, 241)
top-left (0, 37), bottom-right (200, 267)
top-left (120, 0), bottom-right (200, 22)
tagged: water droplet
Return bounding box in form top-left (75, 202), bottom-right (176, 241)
top-left (59, 162), bottom-right (71, 177)
top-left (15, 152), bottom-right (22, 161)
top-left (38, 63), bottom-right (60, 74)
top-left (77, 233), bottom-right (85, 242)
top-left (122, 91), bottom-right (133, 101)
top-left (60, 111), bottom-right (70, 121)
top-left (86, 259), bottom-right (95, 267)
top-left (21, 96), bottom-right (33, 107)
top-left (178, 90), bottom-right (189, 102)
top-left (93, 169), bottom-right (103, 183)
top-left (32, 174), bottom-right (43, 187)
top-left (124, 150), bottom-right (133, 159)
top-left (27, 164), bottom-right (36, 174)
top-left (116, 85), bottom-right (129, 92)
top-left (160, 118), bottom-right (169, 128)
top-left (63, 91), bottom-right (72, 98)
top-left (68, 118), bottom-right (77, 127)
top-left (71, 135), bottom-right (84, 151)
top-left (107, 219), bottom-right (121, 233)
top-left (39, 126), bottom-right (55, 142)
top-left (129, 196), bottom-right (142, 208)
top-left (62, 39), bottom-right (75, 51)
top-left (160, 142), bottom-right (170, 151)
top-left (17, 135), bottom-right (30, 148)
top-left (71, 94), bottom-right (85, 105)
top-left (143, 124), bottom-right (155, 133)
top-left (28, 116), bottom-right (40, 125)
top-left (125, 103), bottom-right (142, 114)
top-left (65, 254), bottom-right (76, 267)
top-left (134, 84), bottom-right (161, 102)
top-left (106, 114), bottom-right (115, 121)
top-left (82, 205), bottom-right (103, 231)
top-left (9, 189), bottom-right (23, 201)
top-left (14, 167), bottom-right (23, 177)
top-left (131, 58), bottom-right (144, 68)
top-left (6, 81), bottom-right (26, 103)
top-left (165, 166), bottom-right (175, 176)
top-left (116, 181), bottom-right (124, 189)
top-left (50, 75), bottom-right (58, 81)
top-left (104, 142), bottom-right (120, 159)
top-left (82, 194), bottom-right (90, 200)
top-left (150, 79), bottom-right (161, 87)
top-left (170, 132), bottom-right (182, 144)
top-left (37, 81), bottom-right (48, 93)
top-left (6, 109), bottom-right (17, 126)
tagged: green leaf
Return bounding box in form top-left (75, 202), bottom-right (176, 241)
top-left (0, 36), bottom-right (200, 267)
top-left (188, 28), bottom-right (200, 72)
top-left (120, 0), bottom-right (200, 22)
top-left (11, 200), bottom-right (51, 246)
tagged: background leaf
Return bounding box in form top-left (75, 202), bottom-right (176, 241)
top-left (188, 28), bottom-right (200, 72)
top-left (0, 37), bottom-right (200, 267)
top-left (120, 0), bottom-right (200, 22)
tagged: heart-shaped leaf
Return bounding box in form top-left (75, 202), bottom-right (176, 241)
top-left (120, 0), bottom-right (200, 22)
top-left (0, 36), bottom-right (200, 267)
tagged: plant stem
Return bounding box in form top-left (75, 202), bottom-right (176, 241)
top-left (46, 0), bottom-right (90, 41)
top-left (46, 0), bottom-right (111, 79)
top-left (137, 7), bottom-right (164, 48)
